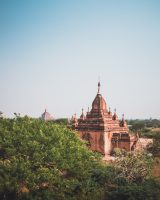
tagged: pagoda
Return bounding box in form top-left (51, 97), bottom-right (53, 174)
top-left (41, 109), bottom-right (54, 121)
top-left (71, 82), bottom-right (140, 155)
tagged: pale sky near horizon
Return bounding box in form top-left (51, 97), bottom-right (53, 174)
top-left (0, 0), bottom-right (160, 119)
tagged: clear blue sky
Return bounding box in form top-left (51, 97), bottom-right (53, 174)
top-left (0, 0), bottom-right (160, 119)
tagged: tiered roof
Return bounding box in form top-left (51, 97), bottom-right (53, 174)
top-left (76, 82), bottom-right (128, 133)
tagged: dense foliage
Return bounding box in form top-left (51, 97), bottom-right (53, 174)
top-left (112, 149), bottom-right (153, 183)
top-left (0, 116), bottom-right (160, 200)
top-left (106, 179), bottom-right (160, 200)
top-left (0, 116), bottom-right (105, 200)
top-left (148, 134), bottom-right (160, 157)
top-left (53, 118), bottom-right (69, 126)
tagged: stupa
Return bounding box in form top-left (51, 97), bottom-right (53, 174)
top-left (41, 109), bottom-right (54, 121)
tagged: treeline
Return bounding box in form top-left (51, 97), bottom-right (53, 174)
top-left (0, 117), bottom-right (160, 200)
top-left (127, 119), bottom-right (160, 130)
top-left (53, 118), bottom-right (160, 130)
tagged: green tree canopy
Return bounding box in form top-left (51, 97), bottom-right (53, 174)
top-left (0, 116), bottom-right (104, 200)
top-left (0, 116), bottom-right (160, 200)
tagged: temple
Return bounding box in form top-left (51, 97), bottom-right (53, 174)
top-left (41, 109), bottom-right (54, 121)
top-left (71, 82), bottom-right (141, 155)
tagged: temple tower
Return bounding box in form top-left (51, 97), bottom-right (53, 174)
top-left (41, 109), bottom-right (54, 121)
top-left (72, 82), bottom-right (132, 155)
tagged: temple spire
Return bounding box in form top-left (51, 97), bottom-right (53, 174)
top-left (108, 107), bottom-right (111, 114)
top-left (98, 81), bottom-right (101, 94)
top-left (112, 108), bottom-right (117, 120)
top-left (80, 108), bottom-right (85, 120)
top-left (120, 113), bottom-right (126, 127)
top-left (82, 108), bottom-right (84, 115)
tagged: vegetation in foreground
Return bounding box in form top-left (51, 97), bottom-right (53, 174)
top-left (0, 116), bottom-right (160, 200)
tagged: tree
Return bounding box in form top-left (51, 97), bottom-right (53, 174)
top-left (0, 116), bottom-right (105, 200)
top-left (105, 150), bottom-right (160, 200)
top-left (112, 150), bottom-right (153, 183)
top-left (106, 179), bottom-right (160, 200)
top-left (0, 116), bottom-right (160, 200)
top-left (149, 133), bottom-right (160, 157)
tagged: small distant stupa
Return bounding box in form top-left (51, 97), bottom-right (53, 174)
top-left (41, 109), bottom-right (54, 121)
